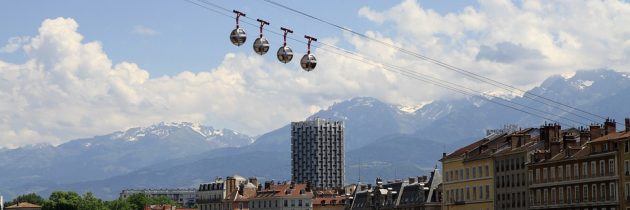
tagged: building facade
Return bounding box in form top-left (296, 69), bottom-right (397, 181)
top-left (249, 182), bottom-right (314, 210)
top-left (441, 133), bottom-right (502, 210)
top-left (528, 122), bottom-right (620, 210)
top-left (493, 128), bottom-right (541, 210)
top-left (197, 175), bottom-right (254, 210)
top-left (346, 167), bottom-right (442, 210)
top-left (120, 188), bottom-right (197, 208)
top-left (291, 119), bottom-right (345, 189)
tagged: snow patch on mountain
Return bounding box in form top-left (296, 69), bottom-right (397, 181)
top-left (397, 101), bottom-right (432, 114)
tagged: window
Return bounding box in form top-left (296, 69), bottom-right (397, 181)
top-left (592, 184), bottom-right (597, 201)
top-left (610, 159), bottom-right (616, 175)
top-left (559, 187), bottom-right (564, 203)
top-left (575, 186), bottom-right (579, 202)
top-left (478, 166), bottom-right (482, 178)
top-left (536, 169), bottom-right (541, 182)
top-left (626, 183), bottom-right (630, 200)
top-left (291, 200), bottom-right (295, 207)
top-left (466, 187), bottom-right (470, 200)
top-left (543, 188), bottom-right (549, 204)
top-left (559, 165), bottom-right (564, 180)
top-left (551, 167), bottom-right (556, 181)
top-left (591, 161), bottom-right (596, 176)
top-left (479, 186), bottom-right (483, 200)
top-left (601, 160), bottom-right (606, 176)
top-left (574, 163), bottom-right (579, 178)
top-left (485, 165), bottom-right (489, 177)
top-left (583, 185), bottom-right (588, 202)
top-left (583, 162), bottom-right (589, 177)
top-left (466, 168), bottom-right (470, 180)
top-left (626, 160), bottom-right (630, 176)
top-left (536, 189), bottom-right (541, 205)
top-left (611, 183), bottom-right (617, 201)
top-left (473, 186), bottom-right (477, 200)
top-left (529, 170), bottom-right (534, 184)
top-left (284, 200), bottom-right (288, 207)
top-left (543, 168), bottom-right (548, 181)
top-left (486, 185), bottom-right (490, 199)
top-left (602, 183), bottom-right (607, 201)
top-left (625, 141), bottom-right (629, 153)
top-left (299, 200), bottom-right (302, 207)
top-left (567, 186), bottom-right (575, 203)
top-left (551, 188), bottom-right (556, 204)
top-left (473, 166), bottom-right (477, 178)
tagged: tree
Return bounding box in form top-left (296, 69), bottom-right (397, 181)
top-left (5, 193), bottom-right (46, 206)
top-left (124, 193), bottom-right (177, 210)
top-left (78, 192), bottom-right (108, 210)
top-left (42, 191), bottom-right (81, 210)
top-left (105, 199), bottom-right (133, 210)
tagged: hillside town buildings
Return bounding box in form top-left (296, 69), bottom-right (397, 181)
top-left (120, 188), bottom-right (197, 208)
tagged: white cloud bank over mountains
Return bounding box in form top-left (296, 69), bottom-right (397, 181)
top-left (2, 0), bottom-right (630, 148)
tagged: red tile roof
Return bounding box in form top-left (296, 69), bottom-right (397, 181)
top-left (590, 131), bottom-right (630, 143)
top-left (254, 183), bottom-right (313, 198)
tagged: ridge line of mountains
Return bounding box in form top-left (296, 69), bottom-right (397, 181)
top-left (2, 69), bottom-right (629, 200)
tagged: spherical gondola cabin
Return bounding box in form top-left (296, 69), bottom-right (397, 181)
top-left (277, 46), bottom-right (294, 63)
top-left (300, 35), bottom-right (318, 71)
top-left (277, 27), bottom-right (294, 63)
top-left (253, 19), bottom-right (270, 55)
top-left (300, 53), bottom-right (317, 71)
top-left (229, 10), bottom-right (246, 46)
top-left (230, 28), bottom-right (247, 46)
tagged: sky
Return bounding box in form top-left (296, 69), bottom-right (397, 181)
top-left (1, 0), bottom-right (630, 148)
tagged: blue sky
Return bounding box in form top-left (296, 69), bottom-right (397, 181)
top-left (1, 0), bottom-right (630, 148)
top-left (0, 0), bottom-right (476, 77)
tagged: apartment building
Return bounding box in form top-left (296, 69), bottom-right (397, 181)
top-left (291, 119), bottom-right (345, 189)
top-left (528, 121), bottom-right (619, 210)
top-left (441, 133), bottom-right (503, 210)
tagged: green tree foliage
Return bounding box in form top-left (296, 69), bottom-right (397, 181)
top-left (42, 191), bottom-right (81, 210)
top-left (4, 193), bottom-right (46, 206)
top-left (4, 191), bottom-right (178, 210)
top-left (105, 199), bottom-right (134, 210)
top-left (78, 192), bottom-right (109, 210)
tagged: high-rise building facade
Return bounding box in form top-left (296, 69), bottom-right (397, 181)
top-left (291, 118), bottom-right (344, 189)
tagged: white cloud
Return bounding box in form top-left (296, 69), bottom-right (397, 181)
top-left (0, 36), bottom-right (30, 53)
top-left (356, 0), bottom-right (630, 88)
top-left (2, 0), bottom-right (630, 148)
top-left (132, 25), bottom-right (157, 36)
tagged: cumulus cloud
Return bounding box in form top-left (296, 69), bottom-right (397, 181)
top-left (0, 36), bottom-right (30, 53)
top-left (132, 25), bottom-right (157, 36)
top-left (357, 0), bottom-right (630, 87)
top-left (2, 0), bottom-right (630, 148)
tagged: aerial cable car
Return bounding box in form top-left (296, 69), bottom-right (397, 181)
top-left (277, 27), bottom-right (294, 63)
top-left (253, 19), bottom-right (270, 55)
top-left (300, 35), bottom-right (317, 71)
top-left (229, 10), bottom-right (247, 46)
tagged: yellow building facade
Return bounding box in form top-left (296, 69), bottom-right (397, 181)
top-left (441, 135), bottom-right (503, 210)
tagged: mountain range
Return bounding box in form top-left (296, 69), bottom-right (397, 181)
top-left (1, 69), bottom-right (629, 200)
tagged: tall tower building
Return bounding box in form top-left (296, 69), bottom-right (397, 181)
top-left (291, 118), bottom-right (344, 189)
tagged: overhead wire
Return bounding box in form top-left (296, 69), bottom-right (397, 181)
top-left (260, 0), bottom-right (617, 126)
top-left (183, 0), bottom-right (595, 128)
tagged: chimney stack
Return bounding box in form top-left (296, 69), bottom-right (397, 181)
top-left (625, 118), bottom-right (630, 132)
top-left (590, 124), bottom-right (602, 140)
top-left (604, 118), bottom-right (617, 135)
top-left (408, 177), bottom-right (415, 184)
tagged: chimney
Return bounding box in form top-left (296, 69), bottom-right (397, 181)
top-left (604, 118), bottom-right (617, 135)
top-left (249, 177), bottom-right (259, 188)
top-left (590, 124), bottom-right (603, 140)
top-left (579, 128), bottom-right (590, 145)
top-left (625, 118), bottom-right (630, 132)
top-left (408, 177), bottom-right (415, 184)
top-left (550, 142), bottom-right (561, 157)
